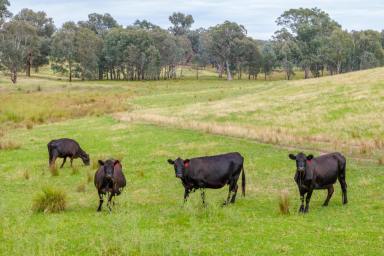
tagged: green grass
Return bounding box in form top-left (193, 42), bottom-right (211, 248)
top-left (0, 116), bottom-right (383, 255)
top-left (0, 67), bottom-right (384, 255)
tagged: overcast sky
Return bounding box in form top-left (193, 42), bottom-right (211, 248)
top-left (8, 0), bottom-right (384, 40)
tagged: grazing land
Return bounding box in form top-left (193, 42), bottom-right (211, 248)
top-left (0, 68), bottom-right (383, 255)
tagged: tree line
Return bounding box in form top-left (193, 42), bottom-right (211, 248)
top-left (0, 1), bottom-right (383, 83)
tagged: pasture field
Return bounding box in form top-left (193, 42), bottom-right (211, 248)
top-left (0, 68), bottom-right (384, 255)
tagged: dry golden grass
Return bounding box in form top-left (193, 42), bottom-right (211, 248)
top-left (76, 183), bottom-right (86, 193)
top-left (49, 165), bottom-right (59, 176)
top-left (278, 190), bottom-right (290, 215)
top-left (23, 169), bottom-right (30, 180)
top-left (86, 171), bottom-right (93, 183)
top-left (0, 139), bottom-right (21, 150)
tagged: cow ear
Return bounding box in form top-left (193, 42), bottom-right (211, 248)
top-left (307, 155), bottom-right (314, 161)
top-left (114, 160), bottom-right (120, 166)
top-left (98, 160), bottom-right (104, 166)
top-left (288, 154), bottom-right (296, 160)
top-left (167, 159), bottom-right (174, 165)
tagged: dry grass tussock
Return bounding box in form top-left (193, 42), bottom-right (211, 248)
top-left (32, 187), bottom-right (67, 213)
top-left (0, 139), bottom-right (21, 150)
top-left (278, 190), bottom-right (290, 215)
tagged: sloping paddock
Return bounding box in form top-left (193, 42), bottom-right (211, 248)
top-left (114, 112), bottom-right (381, 163)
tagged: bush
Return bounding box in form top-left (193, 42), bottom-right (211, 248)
top-left (32, 187), bottom-right (67, 213)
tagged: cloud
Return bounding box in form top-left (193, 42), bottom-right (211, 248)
top-left (8, 0), bottom-right (384, 39)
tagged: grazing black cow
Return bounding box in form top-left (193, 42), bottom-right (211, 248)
top-left (167, 152), bottom-right (245, 205)
top-left (94, 159), bottom-right (126, 211)
top-left (47, 138), bottom-right (90, 168)
top-left (288, 152), bottom-right (348, 213)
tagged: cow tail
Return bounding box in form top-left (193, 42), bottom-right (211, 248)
top-left (241, 165), bottom-right (246, 197)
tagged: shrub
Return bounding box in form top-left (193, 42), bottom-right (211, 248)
top-left (32, 187), bottom-right (67, 213)
top-left (278, 190), bottom-right (290, 215)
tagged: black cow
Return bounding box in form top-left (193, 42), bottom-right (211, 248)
top-left (47, 138), bottom-right (90, 168)
top-left (288, 152), bottom-right (348, 213)
top-left (167, 152), bottom-right (245, 205)
top-left (94, 159), bottom-right (126, 211)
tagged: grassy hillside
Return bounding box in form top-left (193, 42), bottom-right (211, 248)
top-left (0, 68), bottom-right (383, 255)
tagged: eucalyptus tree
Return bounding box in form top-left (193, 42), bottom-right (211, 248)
top-left (261, 42), bottom-right (277, 80)
top-left (78, 13), bottom-right (118, 79)
top-left (50, 22), bottom-right (78, 81)
top-left (168, 12), bottom-right (194, 36)
top-left (273, 28), bottom-right (300, 80)
top-left (276, 8), bottom-right (340, 78)
top-left (207, 21), bottom-right (247, 80)
top-left (14, 8), bottom-right (55, 76)
top-left (0, 20), bottom-right (38, 83)
top-left (0, 0), bottom-right (11, 25)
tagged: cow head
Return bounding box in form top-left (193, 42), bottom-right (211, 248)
top-left (288, 152), bottom-right (313, 173)
top-left (167, 157), bottom-right (190, 178)
top-left (81, 152), bottom-right (90, 166)
top-left (98, 159), bottom-right (120, 181)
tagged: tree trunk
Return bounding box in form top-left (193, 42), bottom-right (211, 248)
top-left (69, 63), bottom-right (72, 82)
top-left (11, 65), bottom-right (17, 84)
top-left (26, 51), bottom-right (32, 77)
top-left (226, 60), bottom-right (232, 81)
top-left (98, 66), bottom-right (103, 80)
top-left (304, 67), bottom-right (310, 79)
top-left (196, 66), bottom-right (199, 80)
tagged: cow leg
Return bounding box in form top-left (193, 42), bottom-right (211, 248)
top-left (230, 184), bottom-right (239, 204)
top-left (224, 187), bottom-right (232, 205)
top-left (60, 157), bottom-right (67, 168)
top-left (299, 191), bottom-right (305, 213)
top-left (49, 150), bottom-right (58, 168)
top-left (338, 177), bottom-right (348, 205)
top-left (97, 192), bottom-right (103, 212)
top-left (183, 189), bottom-right (190, 203)
top-left (107, 193), bottom-right (114, 212)
top-left (323, 185), bottom-right (334, 206)
top-left (70, 157), bottom-right (74, 167)
top-left (304, 190), bottom-right (313, 213)
top-left (200, 189), bottom-right (206, 206)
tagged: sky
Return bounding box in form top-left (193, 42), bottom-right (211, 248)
top-left (8, 0), bottom-right (384, 40)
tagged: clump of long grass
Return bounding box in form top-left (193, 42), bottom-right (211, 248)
top-left (49, 165), bottom-right (59, 176)
top-left (0, 139), bottom-right (21, 150)
top-left (23, 169), bottom-right (30, 180)
top-left (76, 183), bottom-right (86, 193)
top-left (278, 190), bottom-right (290, 215)
top-left (378, 156), bottom-right (384, 165)
top-left (86, 171), bottom-right (93, 183)
top-left (32, 187), bottom-right (67, 213)
top-left (71, 166), bottom-right (79, 175)
top-left (26, 122), bottom-right (33, 130)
